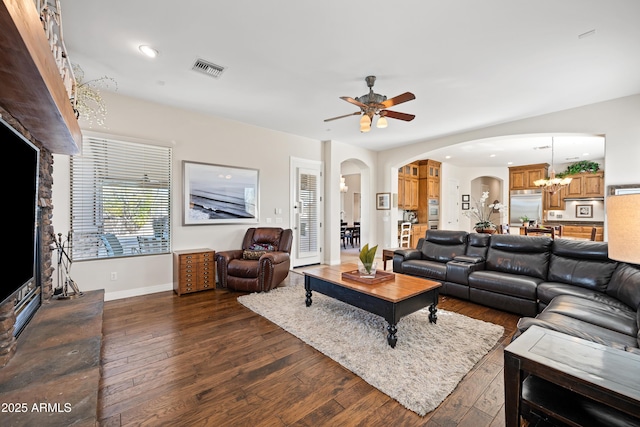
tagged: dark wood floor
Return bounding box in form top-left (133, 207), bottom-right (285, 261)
top-left (99, 272), bottom-right (520, 426)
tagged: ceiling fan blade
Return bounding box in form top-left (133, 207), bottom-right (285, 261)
top-left (381, 110), bottom-right (415, 121)
top-left (324, 111), bottom-right (361, 122)
top-left (381, 92), bottom-right (415, 108)
top-left (340, 96), bottom-right (368, 109)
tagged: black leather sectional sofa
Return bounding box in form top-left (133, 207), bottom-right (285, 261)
top-left (393, 230), bottom-right (640, 353)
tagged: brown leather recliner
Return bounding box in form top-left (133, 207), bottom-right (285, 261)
top-left (216, 227), bottom-right (293, 292)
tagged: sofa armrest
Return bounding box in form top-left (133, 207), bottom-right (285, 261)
top-left (392, 248), bottom-right (422, 273)
top-left (394, 248), bottom-right (422, 261)
top-left (261, 251), bottom-right (290, 265)
top-left (216, 249), bottom-right (244, 263)
top-left (446, 260), bottom-right (486, 285)
top-left (215, 250), bottom-right (244, 288)
top-left (454, 255), bottom-right (485, 264)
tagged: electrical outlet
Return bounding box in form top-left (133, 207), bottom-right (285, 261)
top-left (110, 272), bottom-right (117, 281)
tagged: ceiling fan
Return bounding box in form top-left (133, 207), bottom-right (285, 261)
top-left (324, 75), bottom-right (415, 132)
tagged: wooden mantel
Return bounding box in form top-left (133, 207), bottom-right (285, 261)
top-left (0, 0), bottom-right (82, 154)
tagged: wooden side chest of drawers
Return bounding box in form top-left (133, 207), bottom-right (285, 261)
top-left (173, 248), bottom-right (216, 296)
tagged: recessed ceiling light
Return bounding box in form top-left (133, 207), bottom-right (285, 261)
top-left (139, 45), bottom-right (158, 58)
top-left (489, 154), bottom-right (496, 158)
top-left (507, 162), bottom-right (513, 165)
top-left (445, 155), bottom-right (451, 159)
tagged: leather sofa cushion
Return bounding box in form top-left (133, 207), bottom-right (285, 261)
top-left (485, 235), bottom-right (551, 280)
top-left (401, 259), bottom-right (447, 281)
top-left (465, 233), bottom-right (491, 260)
top-left (227, 259), bottom-right (260, 278)
top-left (547, 240), bottom-right (617, 292)
top-left (542, 295), bottom-right (637, 337)
top-left (517, 312), bottom-right (638, 351)
top-left (606, 263), bottom-right (640, 310)
top-left (420, 230), bottom-right (468, 263)
top-left (468, 270), bottom-right (541, 299)
top-left (537, 282), bottom-right (631, 310)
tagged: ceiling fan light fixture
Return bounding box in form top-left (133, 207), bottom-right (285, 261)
top-left (376, 116), bottom-right (388, 129)
top-left (359, 114), bottom-right (371, 127)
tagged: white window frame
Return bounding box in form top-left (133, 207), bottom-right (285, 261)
top-left (70, 136), bottom-right (172, 260)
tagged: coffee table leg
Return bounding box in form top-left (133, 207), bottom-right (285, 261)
top-left (387, 323), bottom-right (398, 348)
top-left (305, 288), bottom-right (312, 307)
top-left (304, 279), bottom-right (312, 307)
top-left (429, 304), bottom-right (438, 323)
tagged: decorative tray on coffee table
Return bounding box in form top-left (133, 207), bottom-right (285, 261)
top-left (341, 270), bottom-right (395, 285)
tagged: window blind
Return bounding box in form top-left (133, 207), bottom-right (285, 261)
top-left (70, 137), bottom-right (172, 260)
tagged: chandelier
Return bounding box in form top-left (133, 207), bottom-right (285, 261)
top-left (533, 137), bottom-right (572, 194)
top-left (340, 175), bottom-right (348, 193)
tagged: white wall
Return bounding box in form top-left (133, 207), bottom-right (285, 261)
top-left (376, 94), bottom-right (640, 245)
top-left (53, 93), bottom-right (640, 299)
top-left (52, 91), bottom-right (322, 300)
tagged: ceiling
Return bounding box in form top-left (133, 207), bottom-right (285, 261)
top-left (61, 0), bottom-right (640, 158)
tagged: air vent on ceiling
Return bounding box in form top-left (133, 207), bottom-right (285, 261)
top-left (192, 58), bottom-right (225, 78)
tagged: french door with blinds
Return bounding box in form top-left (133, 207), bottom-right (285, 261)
top-left (291, 158), bottom-right (322, 267)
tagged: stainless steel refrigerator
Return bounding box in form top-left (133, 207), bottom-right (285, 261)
top-left (509, 190), bottom-right (543, 226)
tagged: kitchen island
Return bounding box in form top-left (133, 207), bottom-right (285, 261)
top-left (511, 222), bottom-right (603, 241)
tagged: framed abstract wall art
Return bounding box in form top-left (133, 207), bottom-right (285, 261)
top-left (183, 161), bottom-right (259, 225)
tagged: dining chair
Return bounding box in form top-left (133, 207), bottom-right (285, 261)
top-left (340, 222), bottom-right (351, 249)
top-left (553, 225), bottom-right (563, 238)
top-left (399, 222), bottom-right (412, 248)
top-left (351, 222), bottom-right (361, 248)
top-left (524, 227), bottom-right (555, 239)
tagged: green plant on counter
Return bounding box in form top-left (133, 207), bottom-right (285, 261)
top-left (519, 216), bottom-right (529, 223)
top-left (359, 243), bottom-right (378, 274)
top-left (556, 160), bottom-right (600, 177)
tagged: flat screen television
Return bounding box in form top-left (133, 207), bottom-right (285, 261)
top-left (0, 116), bottom-right (40, 335)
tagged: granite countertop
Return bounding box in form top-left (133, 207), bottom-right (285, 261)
top-left (543, 221), bottom-right (604, 226)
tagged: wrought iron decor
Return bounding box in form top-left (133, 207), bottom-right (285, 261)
top-left (183, 161), bottom-right (259, 225)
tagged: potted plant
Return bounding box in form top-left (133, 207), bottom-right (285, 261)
top-left (558, 160), bottom-right (600, 177)
top-left (358, 243), bottom-right (378, 278)
top-left (462, 191), bottom-right (506, 233)
top-left (519, 215), bottom-right (529, 226)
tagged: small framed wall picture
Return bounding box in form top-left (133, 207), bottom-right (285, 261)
top-left (462, 202), bottom-right (470, 210)
top-left (576, 204), bottom-right (593, 218)
top-left (376, 192), bottom-right (391, 210)
top-left (462, 194), bottom-right (470, 202)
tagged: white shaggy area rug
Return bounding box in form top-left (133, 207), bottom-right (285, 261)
top-left (238, 282), bottom-right (504, 416)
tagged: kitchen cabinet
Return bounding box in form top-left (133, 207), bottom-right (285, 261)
top-left (418, 160), bottom-right (441, 223)
top-left (509, 164), bottom-right (549, 190)
top-left (398, 163), bottom-right (419, 210)
top-left (409, 223), bottom-right (429, 248)
top-left (544, 188), bottom-right (565, 210)
top-left (564, 171), bottom-right (604, 198)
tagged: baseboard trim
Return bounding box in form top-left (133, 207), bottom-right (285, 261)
top-left (105, 282), bottom-right (173, 301)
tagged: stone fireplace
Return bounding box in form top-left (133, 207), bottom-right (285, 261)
top-left (0, 107), bottom-right (55, 367)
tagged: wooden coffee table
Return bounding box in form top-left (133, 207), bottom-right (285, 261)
top-left (303, 264), bottom-right (441, 348)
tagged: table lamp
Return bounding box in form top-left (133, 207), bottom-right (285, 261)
top-left (607, 193), bottom-right (640, 264)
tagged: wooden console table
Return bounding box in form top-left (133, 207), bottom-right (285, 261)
top-left (504, 326), bottom-right (640, 426)
top-left (382, 248), bottom-right (398, 270)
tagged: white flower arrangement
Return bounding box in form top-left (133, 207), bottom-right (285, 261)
top-left (463, 191), bottom-right (506, 229)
